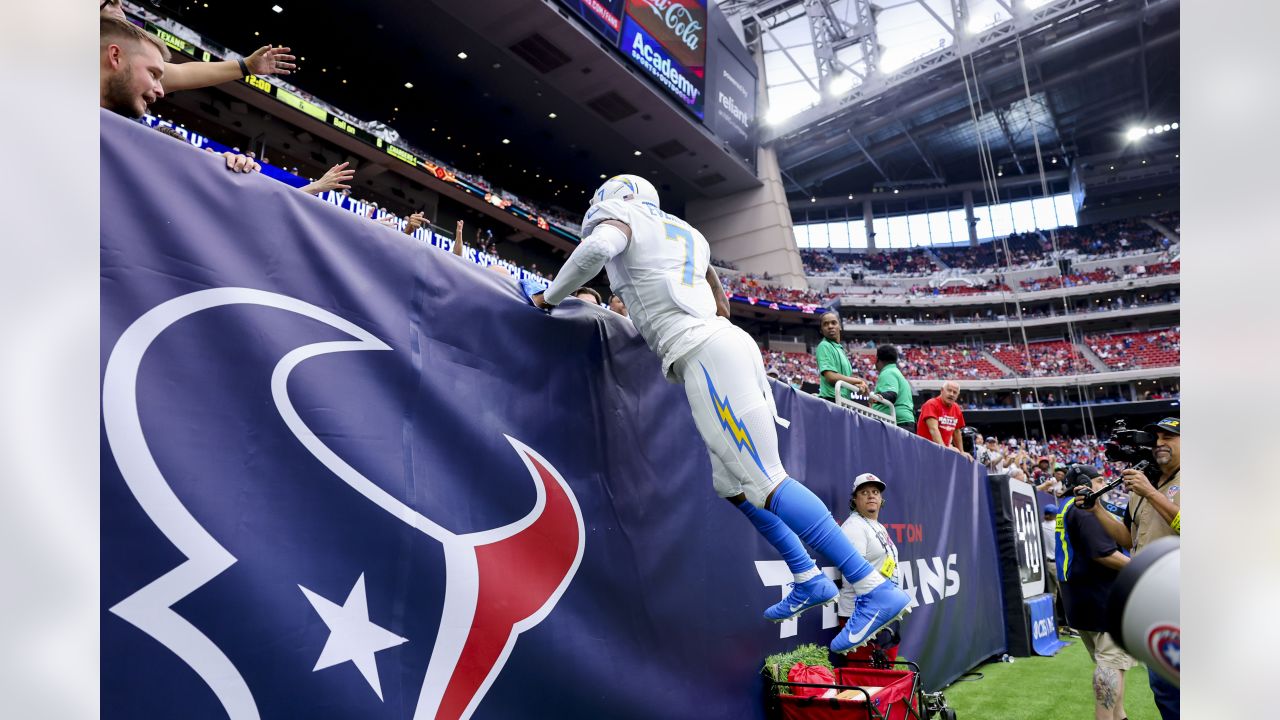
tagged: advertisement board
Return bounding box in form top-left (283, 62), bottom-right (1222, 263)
top-left (619, 0), bottom-right (707, 118)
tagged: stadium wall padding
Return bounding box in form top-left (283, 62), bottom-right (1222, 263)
top-left (100, 110), bottom-right (1005, 719)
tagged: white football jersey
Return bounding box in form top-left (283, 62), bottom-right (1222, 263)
top-left (583, 198), bottom-right (731, 379)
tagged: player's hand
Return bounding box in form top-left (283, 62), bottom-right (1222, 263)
top-left (1121, 467), bottom-right (1155, 499)
top-left (532, 293), bottom-right (553, 310)
top-left (311, 162), bottom-right (355, 193)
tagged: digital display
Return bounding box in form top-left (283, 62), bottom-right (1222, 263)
top-left (620, 1), bottom-right (706, 119)
top-left (556, 0), bottom-right (626, 43)
top-left (136, 17), bottom-right (579, 241)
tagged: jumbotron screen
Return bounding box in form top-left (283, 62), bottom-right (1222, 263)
top-left (559, 0), bottom-right (707, 120)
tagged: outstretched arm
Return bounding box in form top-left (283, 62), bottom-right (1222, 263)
top-left (162, 46), bottom-right (296, 93)
top-left (536, 220), bottom-right (631, 308)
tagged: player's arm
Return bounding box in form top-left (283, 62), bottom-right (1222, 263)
top-left (537, 220), bottom-right (631, 308)
top-left (706, 267), bottom-right (731, 318)
top-left (454, 220), bottom-right (465, 257)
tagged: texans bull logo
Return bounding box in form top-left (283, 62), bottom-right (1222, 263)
top-left (103, 288), bottom-right (585, 719)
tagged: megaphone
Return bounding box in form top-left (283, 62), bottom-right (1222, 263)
top-left (1106, 536), bottom-right (1179, 686)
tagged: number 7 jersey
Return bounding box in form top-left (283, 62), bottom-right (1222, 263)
top-left (583, 197), bottom-right (733, 381)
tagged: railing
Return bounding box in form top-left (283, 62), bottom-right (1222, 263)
top-left (834, 382), bottom-right (898, 425)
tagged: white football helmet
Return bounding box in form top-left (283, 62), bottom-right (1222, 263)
top-left (590, 174), bottom-right (660, 209)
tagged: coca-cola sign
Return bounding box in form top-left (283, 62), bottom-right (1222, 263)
top-left (624, 0), bottom-right (706, 70)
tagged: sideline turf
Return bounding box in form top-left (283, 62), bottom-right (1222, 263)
top-left (939, 639), bottom-right (1159, 720)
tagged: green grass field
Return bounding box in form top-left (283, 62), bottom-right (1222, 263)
top-left (939, 640), bottom-right (1158, 720)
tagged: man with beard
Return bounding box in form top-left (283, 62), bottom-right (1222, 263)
top-left (100, 15), bottom-right (168, 119)
top-left (1080, 417), bottom-right (1181, 719)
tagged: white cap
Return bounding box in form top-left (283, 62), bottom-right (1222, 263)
top-left (852, 472), bottom-right (886, 494)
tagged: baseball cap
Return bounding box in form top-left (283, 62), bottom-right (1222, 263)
top-left (1143, 417), bottom-right (1181, 436)
top-left (1043, 504), bottom-right (1059, 515)
top-left (852, 472), bottom-right (886, 494)
top-left (986, 436), bottom-right (998, 443)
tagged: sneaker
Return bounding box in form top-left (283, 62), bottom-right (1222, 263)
top-left (830, 582), bottom-right (911, 654)
top-left (763, 575), bottom-right (838, 622)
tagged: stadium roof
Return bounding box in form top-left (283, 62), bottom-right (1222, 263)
top-left (721, 0), bottom-right (1179, 199)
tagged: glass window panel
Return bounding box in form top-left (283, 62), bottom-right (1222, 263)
top-left (808, 222), bottom-right (829, 248)
top-left (989, 201), bottom-right (1015, 237)
top-left (871, 217), bottom-right (889, 248)
top-left (793, 223), bottom-right (810, 248)
top-left (908, 213), bottom-right (933, 246)
top-left (950, 209), bottom-right (970, 243)
top-left (848, 221), bottom-right (868, 249)
top-left (1010, 199), bottom-right (1037, 234)
top-left (972, 206), bottom-right (992, 240)
top-left (886, 215), bottom-right (911, 248)
top-left (1031, 197), bottom-right (1058, 229)
top-left (1054, 194), bottom-right (1078, 227)
top-left (929, 211), bottom-right (953, 246)
top-left (828, 220), bottom-right (850, 249)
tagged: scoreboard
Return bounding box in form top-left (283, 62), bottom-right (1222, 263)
top-left (557, 0), bottom-right (758, 168)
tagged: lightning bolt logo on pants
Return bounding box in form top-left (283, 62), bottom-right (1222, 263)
top-left (701, 364), bottom-right (767, 475)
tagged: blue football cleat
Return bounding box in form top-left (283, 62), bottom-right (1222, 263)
top-left (830, 581), bottom-right (911, 654)
top-left (764, 575), bottom-right (838, 622)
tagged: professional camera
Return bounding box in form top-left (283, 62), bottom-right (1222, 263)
top-left (959, 426), bottom-right (979, 456)
top-left (1103, 419), bottom-right (1156, 465)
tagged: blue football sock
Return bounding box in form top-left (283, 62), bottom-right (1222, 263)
top-left (767, 477), bottom-right (874, 583)
top-left (735, 499), bottom-right (817, 576)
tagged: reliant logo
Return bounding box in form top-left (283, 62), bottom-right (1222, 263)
top-left (630, 32), bottom-right (701, 104)
top-left (643, 0), bottom-right (703, 51)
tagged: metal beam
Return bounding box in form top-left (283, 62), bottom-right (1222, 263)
top-left (764, 0), bottom-right (1178, 142)
top-left (900, 123), bottom-right (944, 182)
top-left (777, 20), bottom-right (1178, 177)
top-left (848, 132), bottom-right (890, 183)
top-left (756, 12), bottom-right (821, 95)
top-left (787, 32), bottom-right (1174, 188)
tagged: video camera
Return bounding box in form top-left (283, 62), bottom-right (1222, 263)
top-left (1074, 419), bottom-right (1161, 509)
top-left (1102, 419), bottom-right (1158, 466)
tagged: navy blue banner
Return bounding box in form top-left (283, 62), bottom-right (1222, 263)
top-left (101, 110), bottom-right (1003, 718)
top-left (1027, 594), bottom-right (1069, 656)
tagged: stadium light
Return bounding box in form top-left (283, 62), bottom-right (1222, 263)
top-left (457, 52), bottom-right (468, 60)
top-left (633, 150), bottom-right (642, 156)
top-left (1125, 127), bottom-right (1146, 142)
top-left (548, 112), bottom-right (557, 119)
top-left (502, 138), bottom-right (510, 144)
top-left (272, 5), bottom-right (282, 12)
top-left (404, 82), bottom-right (413, 89)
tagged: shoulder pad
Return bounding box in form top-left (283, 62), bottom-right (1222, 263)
top-left (582, 199), bottom-right (632, 236)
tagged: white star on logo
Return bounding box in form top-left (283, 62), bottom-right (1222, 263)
top-left (299, 574), bottom-right (408, 700)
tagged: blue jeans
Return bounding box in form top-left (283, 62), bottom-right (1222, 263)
top-left (1148, 666), bottom-right (1180, 719)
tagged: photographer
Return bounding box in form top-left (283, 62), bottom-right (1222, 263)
top-left (1057, 466), bottom-right (1138, 720)
top-left (1076, 417), bottom-right (1181, 719)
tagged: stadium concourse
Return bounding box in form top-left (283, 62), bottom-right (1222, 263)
top-left (100, 0), bottom-right (1181, 719)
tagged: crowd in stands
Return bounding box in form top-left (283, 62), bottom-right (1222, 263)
top-left (991, 340), bottom-right (1093, 377)
top-left (1086, 328), bottom-right (1181, 370)
top-left (762, 351), bottom-right (821, 386)
top-left (862, 248), bottom-right (938, 275)
top-left (898, 346), bottom-right (1006, 380)
top-left (710, 256), bottom-right (739, 271)
top-left (121, 0), bottom-right (583, 237)
top-left (1020, 267), bottom-right (1115, 291)
top-left (721, 274), bottom-right (837, 307)
top-left (801, 213), bottom-right (1181, 279)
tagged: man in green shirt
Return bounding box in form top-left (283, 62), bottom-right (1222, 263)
top-left (869, 344), bottom-right (916, 430)
top-left (815, 312), bottom-right (868, 402)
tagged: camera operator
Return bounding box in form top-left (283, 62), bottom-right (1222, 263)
top-left (1076, 417), bottom-right (1181, 719)
top-left (1057, 465), bottom-right (1138, 720)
